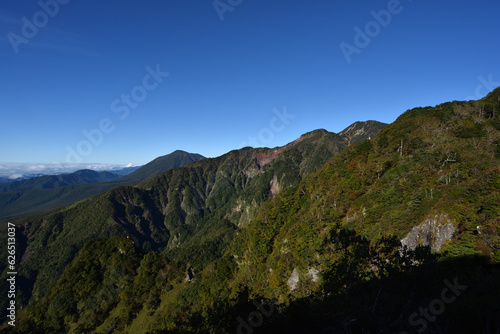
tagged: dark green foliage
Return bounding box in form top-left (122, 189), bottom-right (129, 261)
top-left (14, 237), bottom-right (141, 332)
top-left (168, 219), bottom-right (236, 269)
top-left (10, 237), bottom-right (181, 333)
top-left (495, 139), bottom-right (500, 159)
top-left (350, 139), bottom-right (373, 158)
top-left (454, 121), bottom-right (486, 138)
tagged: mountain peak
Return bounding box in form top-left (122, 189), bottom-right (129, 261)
top-left (255, 122), bottom-right (387, 169)
top-left (339, 120), bottom-right (387, 145)
top-left (299, 128), bottom-right (329, 137)
top-left (121, 151), bottom-right (205, 183)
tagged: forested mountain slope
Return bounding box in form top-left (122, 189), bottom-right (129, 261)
top-left (0, 121), bottom-right (386, 331)
top-left (4, 86), bottom-right (500, 333)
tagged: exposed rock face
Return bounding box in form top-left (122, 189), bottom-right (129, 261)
top-left (306, 267), bottom-right (320, 283)
top-left (287, 267), bottom-right (320, 291)
top-left (401, 214), bottom-right (456, 251)
top-left (256, 138), bottom-right (303, 168)
top-left (229, 199), bottom-right (259, 228)
top-left (338, 120), bottom-right (385, 145)
top-left (169, 233), bottom-right (180, 249)
top-left (287, 268), bottom-right (299, 291)
top-left (184, 267), bottom-right (195, 282)
top-left (269, 175), bottom-right (281, 197)
top-left (242, 167), bottom-right (259, 179)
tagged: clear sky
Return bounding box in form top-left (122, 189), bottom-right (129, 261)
top-left (1, 0), bottom-right (499, 165)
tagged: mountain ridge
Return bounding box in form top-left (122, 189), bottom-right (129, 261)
top-left (119, 150), bottom-right (205, 184)
top-left (0, 150), bottom-right (205, 221)
top-left (2, 87), bottom-right (500, 332)
top-left (0, 120), bottom-right (386, 315)
top-left (3, 89), bottom-right (497, 333)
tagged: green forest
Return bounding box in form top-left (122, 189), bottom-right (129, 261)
top-left (1, 89), bottom-right (500, 333)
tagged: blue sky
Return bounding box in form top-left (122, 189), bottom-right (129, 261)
top-left (1, 0), bottom-right (499, 165)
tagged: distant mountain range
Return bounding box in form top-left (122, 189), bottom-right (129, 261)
top-left (0, 169), bottom-right (123, 193)
top-left (0, 162), bottom-right (142, 181)
top-left (0, 178), bottom-right (12, 185)
top-left (0, 150), bottom-right (204, 220)
top-left (104, 165), bottom-right (142, 176)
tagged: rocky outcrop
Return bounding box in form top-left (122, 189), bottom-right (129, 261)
top-left (242, 166), bottom-right (259, 179)
top-left (287, 268), bottom-right (299, 291)
top-left (401, 214), bottom-right (456, 251)
top-left (338, 120), bottom-right (386, 145)
top-left (287, 267), bottom-right (321, 291)
top-left (184, 267), bottom-right (196, 282)
top-left (269, 175), bottom-right (281, 197)
top-left (256, 138), bottom-right (303, 168)
top-left (169, 233), bottom-right (180, 249)
top-left (306, 267), bottom-right (320, 283)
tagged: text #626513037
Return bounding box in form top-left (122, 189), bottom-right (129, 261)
top-left (6, 222), bottom-right (17, 327)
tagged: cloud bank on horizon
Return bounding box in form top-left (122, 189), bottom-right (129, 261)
top-left (0, 162), bottom-right (135, 180)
